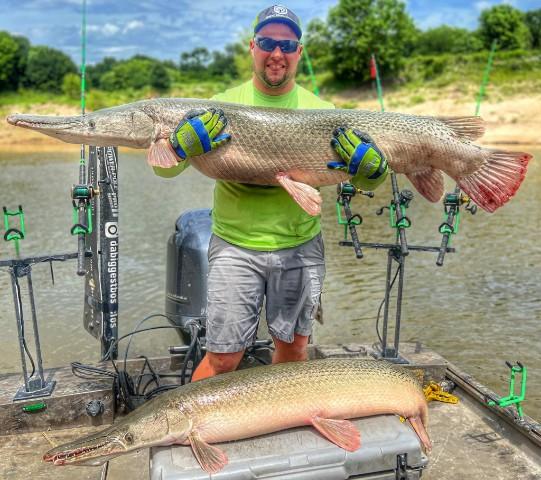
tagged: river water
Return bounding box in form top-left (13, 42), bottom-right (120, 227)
top-left (0, 148), bottom-right (539, 418)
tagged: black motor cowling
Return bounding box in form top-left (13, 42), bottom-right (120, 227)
top-left (165, 209), bottom-right (212, 339)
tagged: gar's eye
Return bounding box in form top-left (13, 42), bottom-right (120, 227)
top-left (124, 432), bottom-right (134, 444)
top-left (89, 120), bottom-right (95, 128)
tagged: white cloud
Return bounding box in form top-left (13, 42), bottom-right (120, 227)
top-left (101, 45), bottom-right (138, 54)
top-left (475, 1), bottom-right (493, 11)
top-left (88, 20), bottom-right (143, 37)
top-left (123, 20), bottom-right (144, 33)
top-left (102, 23), bottom-right (120, 36)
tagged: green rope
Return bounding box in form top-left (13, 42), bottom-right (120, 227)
top-left (475, 40), bottom-right (497, 117)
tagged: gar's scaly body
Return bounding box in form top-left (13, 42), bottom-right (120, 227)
top-left (7, 98), bottom-right (531, 214)
top-left (43, 358), bottom-right (431, 474)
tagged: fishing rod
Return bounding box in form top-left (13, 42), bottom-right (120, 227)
top-left (475, 40), bottom-right (497, 117)
top-left (335, 53), bottom-right (462, 361)
top-left (302, 47), bottom-right (319, 96)
top-left (470, 40), bottom-right (531, 420)
top-left (372, 53), bottom-right (409, 256)
top-left (370, 54), bottom-right (384, 112)
top-left (435, 43), bottom-right (498, 266)
top-left (70, 0), bottom-right (97, 276)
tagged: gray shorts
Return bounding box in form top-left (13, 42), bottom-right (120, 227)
top-left (206, 234), bottom-right (326, 353)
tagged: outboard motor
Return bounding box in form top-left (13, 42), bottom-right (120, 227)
top-left (165, 209), bottom-right (212, 342)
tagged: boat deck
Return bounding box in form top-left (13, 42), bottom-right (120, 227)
top-left (1, 344), bottom-right (540, 479)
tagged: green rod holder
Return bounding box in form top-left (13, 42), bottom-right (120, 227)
top-left (3, 205), bottom-right (26, 257)
top-left (336, 200), bottom-right (361, 240)
top-left (488, 361), bottom-right (527, 419)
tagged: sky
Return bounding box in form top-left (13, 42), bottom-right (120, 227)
top-left (0, 0), bottom-right (539, 64)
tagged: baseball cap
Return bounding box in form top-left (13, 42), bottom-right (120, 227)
top-left (254, 5), bottom-right (302, 40)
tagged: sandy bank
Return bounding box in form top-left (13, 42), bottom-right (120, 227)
top-left (334, 90), bottom-right (541, 147)
top-left (1, 92), bottom-right (539, 154)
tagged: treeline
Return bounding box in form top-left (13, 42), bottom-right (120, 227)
top-left (0, 33), bottom-right (246, 95)
top-left (303, 1), bottom-right (541, 81)
top-left (0, 1), bottom-right (539, 95)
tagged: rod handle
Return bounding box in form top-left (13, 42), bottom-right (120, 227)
top-left (77, 235), bottom-right (86, 276)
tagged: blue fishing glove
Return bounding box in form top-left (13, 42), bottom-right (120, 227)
top-left (169, 108), bottom-right (231, 160)
top-left (327, 127), bottom-right (388, 190)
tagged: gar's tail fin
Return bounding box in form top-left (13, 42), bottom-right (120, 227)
top-left (457, 150), bottom-right (532, 213)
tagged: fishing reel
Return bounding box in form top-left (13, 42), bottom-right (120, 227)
top-left (436, 188), bottom-right (477, 267)
top-left (336, 182), bottom-right (375, 259)
top-left (443, 191), bottom-right (477, 215)
top-left (336, 182), bottom-right (374, 201)
top-left (71, 184), bottom-right (99, 201)
top-left (376, 188), bottom-right (413, 216)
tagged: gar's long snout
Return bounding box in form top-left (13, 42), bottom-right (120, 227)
top-left (42, 426), bottom-right (124, 466)
top-left (7, 105), bottom-right (155, 148)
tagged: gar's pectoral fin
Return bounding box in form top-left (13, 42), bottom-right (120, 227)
top-left (275, 172), bottom-right (322, 216)
top-left (311, 416), bottom-right (361, 451)
top-left (148, 138), bottom-right (179, 168)
top-left (188, 431), bottom-right (229, 474)
top-left (406, 168), bottom-right (444, 203)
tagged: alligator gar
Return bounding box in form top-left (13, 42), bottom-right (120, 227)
top-left (7, 98), bottom-right (531, 215)
top-left (43, 358), bottom-right (431, 474)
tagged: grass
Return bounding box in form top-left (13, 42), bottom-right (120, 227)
top-left (409, 95), bottom-right (426, 106)
top-left (0, 89), bottom-right (75, 108)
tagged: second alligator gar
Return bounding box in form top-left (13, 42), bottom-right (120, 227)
top-left (7, 98), bottom-right (531, 214)
top-left (43, 358), bottom-right (431, 474)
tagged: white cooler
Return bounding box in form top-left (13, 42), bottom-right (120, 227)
top-left (150, 414), bottom-right (428, 479)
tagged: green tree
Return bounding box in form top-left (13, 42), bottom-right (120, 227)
top-left (0, 31), bottom-right (20, 90)
top-left (327, 0), bottom-right (418, 81)
top-left (303, 18), bottom-right (332, 72)
top-left (179, 47), bottom-right (211, 75)
top-left (62, 72), bottom-right (81, 99)
top-left (0, 32), bottom-right (29, 91)
top-left (24, 46), bottom-right (77, 92)
top-left (230, 32), bottom-right (253, 81)
top-left (525, 9), bottom-right (541, 48)
top-left (100, 57), bottom-right (156, 90)
top-left (208, 46), bottom-right (238, 78)
top-left (86, 56), bottom-right (118, 89)
top-left (479, 5), bottom-right (531, 50)
top-left (415, 26), bottom-right (483, 54)
top-left (149, 62), bottom-right (171, 91)
top-left (12, 35), bottom-right (30, 87)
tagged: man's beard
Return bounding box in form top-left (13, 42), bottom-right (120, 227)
top-left (255, 65), bottom-right (294, 89)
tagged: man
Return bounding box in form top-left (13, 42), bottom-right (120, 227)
top-left (155, 5), bottom-right (388, 380)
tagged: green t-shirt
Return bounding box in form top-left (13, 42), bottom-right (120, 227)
top-left (154, 80), bottom-right (335, 250)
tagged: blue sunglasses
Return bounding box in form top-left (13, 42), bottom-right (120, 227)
top-left (254, 36), bottom-right (300, 54)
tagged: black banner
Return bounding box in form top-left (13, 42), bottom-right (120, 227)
top-left (82, 146), bottom-right (119, 359)
top-left (99, 146), bottom-right (119, 359)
